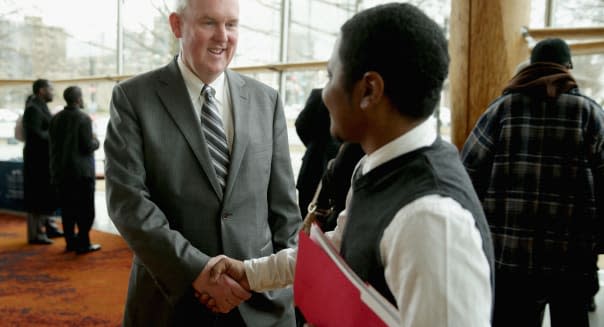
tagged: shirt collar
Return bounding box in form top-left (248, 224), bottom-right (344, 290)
top-left (361, 118), bottom-right (437, 175)
top-left (177, 54), bottom-right (226, 104)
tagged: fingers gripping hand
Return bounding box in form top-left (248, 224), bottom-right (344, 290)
top-left (203, 275), bottom-right (251, 313)
top-left (209, 256), bottom-right (250, 291)
top-left (193, 255), bottom-right (251, 313)
top-left (195, 292), bottom-right (217, 311)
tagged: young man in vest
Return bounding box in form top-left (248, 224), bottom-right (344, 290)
top-left (203, 3), bottom-right (495, 325)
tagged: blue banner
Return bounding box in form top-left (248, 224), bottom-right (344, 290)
top-left (0, 160), bottom-right (25, 212)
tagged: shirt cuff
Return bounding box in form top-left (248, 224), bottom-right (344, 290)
top-left (244, 247), bottom-right (297, 292)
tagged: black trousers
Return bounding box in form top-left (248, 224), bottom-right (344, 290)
top-left (58, 178), bottom-right (95, 249)
top-left (171, 290), bottom-right (247, 326)
top-left (493, 270), bottom-right (593, 327)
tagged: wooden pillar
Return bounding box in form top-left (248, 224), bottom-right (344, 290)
top-left (449, 0), bottom-right (530, 149)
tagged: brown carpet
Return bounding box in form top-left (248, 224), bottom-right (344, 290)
top-left (0, 213), bottom-right (132, 326)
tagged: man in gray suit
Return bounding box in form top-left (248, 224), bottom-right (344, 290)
top-left (103, 0), bottom-right (301, 325)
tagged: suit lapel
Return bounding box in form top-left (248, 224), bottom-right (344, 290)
top-left (156, 59), bottom-right (224, 199)
top-left (224, 70), bottom-right (250, 201)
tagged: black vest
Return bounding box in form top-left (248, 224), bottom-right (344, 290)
top-left (340, 137), bottom-right (495, 306)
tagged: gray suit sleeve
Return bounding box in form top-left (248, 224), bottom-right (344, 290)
top-left (104, 83), bottom-right (208, 305)
top-left (267, 91), bottom-right (302, 251)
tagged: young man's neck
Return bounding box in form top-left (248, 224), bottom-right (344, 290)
top-left (361, 115), bottom-right (423, 154)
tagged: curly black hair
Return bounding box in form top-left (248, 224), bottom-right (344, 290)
top-left (32, 79), bottom-right (50, 95)
top-left (338, 3), bottom-right (449, 119)
top-left (63, 86), bottom-right (83, 106)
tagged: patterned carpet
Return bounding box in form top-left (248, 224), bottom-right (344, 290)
top-left (0, 213), bottom-right (131, 326)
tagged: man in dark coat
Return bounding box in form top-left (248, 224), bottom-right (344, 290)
top-left (49, 86), bottom-right (101, 254)
top-left (295, 88), bottom-right (341, 218)
top-left (462, 38), bottom-right (604, 326)
top-left (22, 79), bottom-right (61, 244)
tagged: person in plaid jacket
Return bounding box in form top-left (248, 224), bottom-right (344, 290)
top-left (462, 38), bottom-right (604, 327)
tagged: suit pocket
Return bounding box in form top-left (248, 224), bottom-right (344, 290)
top-left (250, 144), bottom-right (271, 156)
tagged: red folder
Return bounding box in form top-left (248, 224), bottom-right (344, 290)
top-left (293, 223), bottom-right (400, 327)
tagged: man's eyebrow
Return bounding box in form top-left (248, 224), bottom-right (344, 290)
top-left (197, 14), bottom-right (238, 21)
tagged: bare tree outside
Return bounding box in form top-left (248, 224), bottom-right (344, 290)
top-left (122, 0), bottom-right (178, 75)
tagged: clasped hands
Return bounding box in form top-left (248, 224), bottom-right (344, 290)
top-left (192, 255), bottom-right (250, 313)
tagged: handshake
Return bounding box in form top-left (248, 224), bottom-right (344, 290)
top-left (192, 255), bottom-right (251, 313)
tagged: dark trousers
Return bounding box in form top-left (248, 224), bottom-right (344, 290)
top-left (58, 178), bottom-right (95, 249)
top-left (493, 270), bottom-right (592, 327)
top-left (171, 290), bottom-right (247, 326)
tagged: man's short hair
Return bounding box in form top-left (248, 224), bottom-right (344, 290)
top-left (530, 38), bottom-right (573, 68)
top-left (338, 3), bottom-right (449, 119)
top-left (32, 79), bottom-right (49, 95)
top-left (63, 86), bottom-right (82, 106)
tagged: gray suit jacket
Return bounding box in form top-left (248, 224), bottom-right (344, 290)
top-left (104, 58), bottom-right (301, 326)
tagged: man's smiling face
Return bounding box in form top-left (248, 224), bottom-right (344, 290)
top-left (172, 0), bottom-right (240, 83)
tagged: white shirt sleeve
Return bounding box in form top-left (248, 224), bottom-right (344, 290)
top-left (243, 247), bottom-right (296, 292)
top-left (380, 194), bottom-right (492, 327)
top-left (244, 212), bottom-right (348, 292)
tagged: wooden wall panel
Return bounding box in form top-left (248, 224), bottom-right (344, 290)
top-left (449, 0), bottom-right (530, 149)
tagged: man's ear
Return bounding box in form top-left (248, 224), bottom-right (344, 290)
top-left (169, 12), bottom-right (182, 38)
top-left (359, 71), bottom-right (384, 110)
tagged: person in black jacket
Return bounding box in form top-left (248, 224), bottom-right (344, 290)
top-left (314, 142), bottom-right (364, 231)
top-left (23, 79), bottom-right (61, 244)
top-left (294, 90), bottom-right (363, 326)
top-left (295, 88), bottom-right (341, 218)
top-left (49, 86), bottom-right (101, 254)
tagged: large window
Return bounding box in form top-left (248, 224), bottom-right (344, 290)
top-left (288, 1), bottom-right (355, 62)
top-left (1, 0), bottom-right (602, 176)
top-left (529, 0), bottom-right (604, 107)
top-left (0, 0), bottom-right (453, 175)
top-left (0, 1), bottom-right (118, 80)
top-left (552, 0), bottom-right (604, 27)
top-left (551, 1), bottom-right (604, 107)
top-left (121, 0), bottom-right (176, 75)
top-left (0, 0), bottom-right (119, 166)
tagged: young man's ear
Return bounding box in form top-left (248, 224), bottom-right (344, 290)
top-left (169, 12), bottom-right (183, 38)
top-left (359, 71), bottom-right (384, 110)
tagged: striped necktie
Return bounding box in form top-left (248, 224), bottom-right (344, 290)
top-left (201, 85), bottom-right (229, 191)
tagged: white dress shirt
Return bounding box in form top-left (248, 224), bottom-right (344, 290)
top-left (244, 119), bottom-right (492, 326)
top-left (177, 55), bottom-right (234, 150)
